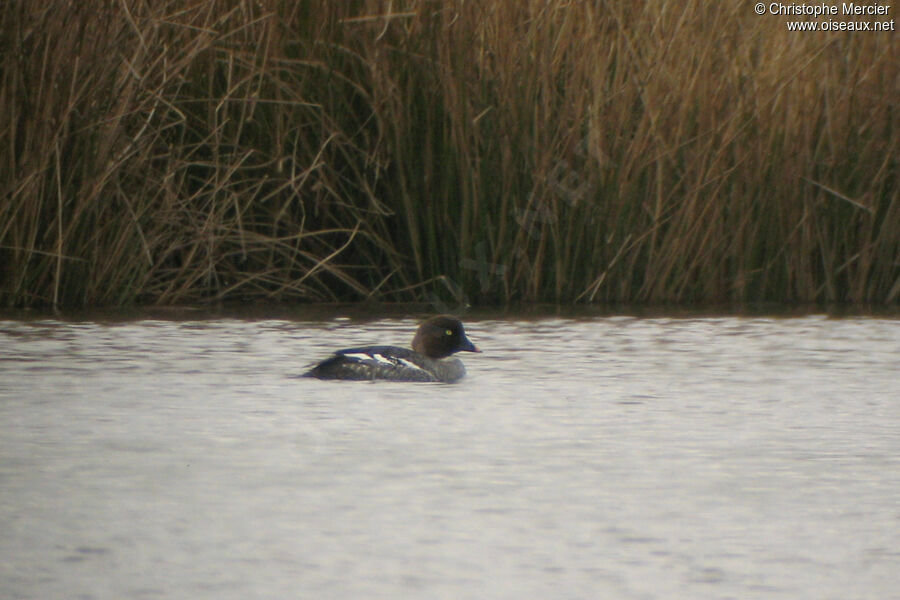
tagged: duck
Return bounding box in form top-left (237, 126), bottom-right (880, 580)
top-left (302, 316), bottom-right (480, 383)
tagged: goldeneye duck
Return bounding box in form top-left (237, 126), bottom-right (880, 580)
top-left (303, 316), bottom-right (480, 383)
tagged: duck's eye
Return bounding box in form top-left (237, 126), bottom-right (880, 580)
top-left (445, 329), bottom-right (453, 336)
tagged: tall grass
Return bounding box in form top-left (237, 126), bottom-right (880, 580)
top-left (1, 0), bottom-right (897, 308)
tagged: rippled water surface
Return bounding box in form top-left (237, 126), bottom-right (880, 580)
top-left (1, 310), bottom-right (898, 599)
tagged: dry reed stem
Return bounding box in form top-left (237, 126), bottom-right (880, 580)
top-left (0, 0), bottom-right (896, 307)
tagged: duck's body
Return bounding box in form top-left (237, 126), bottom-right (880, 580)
top-left (303, 345), bottom-right (468, 382)
top-left (303, 316), bottom-right (479, 383)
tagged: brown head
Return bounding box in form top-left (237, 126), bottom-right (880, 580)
top-left (411, 316), bottom-right (481, 359)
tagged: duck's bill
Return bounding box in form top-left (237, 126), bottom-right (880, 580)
top-left (461, 339), bottom-right (481, 353)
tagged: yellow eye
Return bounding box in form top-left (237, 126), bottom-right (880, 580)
top-left (445, 329), bottom-right (453, 336)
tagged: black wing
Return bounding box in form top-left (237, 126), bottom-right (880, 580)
top-left (302, 346), bottom-right (437, 382)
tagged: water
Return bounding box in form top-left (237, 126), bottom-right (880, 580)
top-left (1, 310), bottom-right (898, 599)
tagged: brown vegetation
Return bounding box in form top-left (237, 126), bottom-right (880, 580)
top-left (1, 1), bottom-right (897, 307)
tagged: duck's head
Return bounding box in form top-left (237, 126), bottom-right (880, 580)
top-left (412, 315), bottom-right (481, 359)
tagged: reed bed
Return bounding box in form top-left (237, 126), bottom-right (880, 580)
top-left (1, 0), bottom-right (897, 308)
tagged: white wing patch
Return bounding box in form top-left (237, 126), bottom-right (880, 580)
top-left (399, 358), bottom-right (428, 372)
top-left (371, 353), bottom-right (395, 365)
top-left (337, 350), bottom-right (433, 379)
top-left (343, 352), bottom-right (416, 369)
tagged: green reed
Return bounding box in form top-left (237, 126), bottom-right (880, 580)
top-left (1, 0), bottom-right (897, 308)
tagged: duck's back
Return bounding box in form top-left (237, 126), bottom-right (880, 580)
top-left (303, 346), bottom-right (445, 382)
